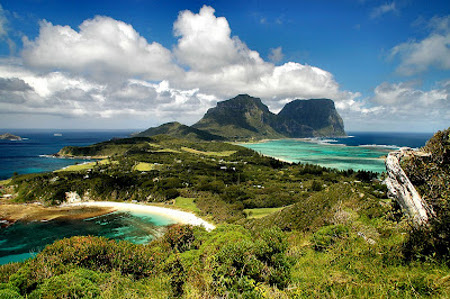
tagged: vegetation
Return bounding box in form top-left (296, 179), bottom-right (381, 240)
top-left (1, 130), bottom-right (449, 298)
top-left (401, 127), bottom-right (450, 265)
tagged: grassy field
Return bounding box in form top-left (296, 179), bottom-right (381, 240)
top-left (55, 159), bottom-right (114, 172)
top-left (133, 162), bottom-right (163, 172)
top-left (0, 179), bottom-right (11, 185)
top-left (172, 197), bottom-right (201, 214)
top-left (181, 146), bottom-right (236, 157)
top-left (244, 207), bottom-right (284, 219)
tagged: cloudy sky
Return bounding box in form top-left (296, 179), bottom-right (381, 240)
top-left (0, 0), bottom-right (448, 132)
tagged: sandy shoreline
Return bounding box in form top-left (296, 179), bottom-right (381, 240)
top-left (64, 201), bottom-right (216, 231)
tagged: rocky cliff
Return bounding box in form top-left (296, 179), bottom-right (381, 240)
top-left (277, 99), bottom-right (346, 137)
top-left (192, 94), bottom-right (284, 140)
top-left (193, 94), bottom-right (346, 140)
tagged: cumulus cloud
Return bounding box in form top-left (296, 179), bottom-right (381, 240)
top-left (367, 80), bottom-right (450, 129)
top-left (0, 77), bottom-right (32, 91)
top-left (21, 16), bottom-right (182, 80)
top-left (0, 61), bottom-right (218, 126)
top-left (171, 6), bottom-right (356, 112)
top-left (390, 15), bottom-right (450, 75)
top-left (173, 6), bottom-right (267, 72)
top-left (268, 47), bottom-right (284, 63)
top-left (370, 2), bottom-right (397, 19)
top-left (0, 4), bottom-right (16, 54)
top-left (1, 5), bottom-right (388, 129)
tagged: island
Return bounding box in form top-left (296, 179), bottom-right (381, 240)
top-left (0, 118), bottom-right (448, 298)
top-left (0, 133), bottom-right (22, 141)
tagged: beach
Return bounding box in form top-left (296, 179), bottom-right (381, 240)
top-left (64, 201), bottom-right (216, 231)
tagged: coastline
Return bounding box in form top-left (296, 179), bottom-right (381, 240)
top-left (64, 201), bottom-right (216, 231)
top-left (0, 203), bottom-right (115, 225)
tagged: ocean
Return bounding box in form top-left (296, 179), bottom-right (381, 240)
top-left (241, 131), bottom-right (434, 173)
top-left (0, 129), bottom-right (136, 180)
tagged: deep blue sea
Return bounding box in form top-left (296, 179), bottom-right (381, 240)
top-left (0, 129), bottom-right (136, 180)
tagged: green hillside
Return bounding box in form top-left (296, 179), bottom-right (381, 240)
top-left (135, 121), bottom-right (225, 141)
top-left (192, 94), bottom-right (284, 140)
top-left (1, 131), bottom-right (448, 298)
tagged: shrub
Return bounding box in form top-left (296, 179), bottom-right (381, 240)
top-left (311, 224), bottom-right (349, 251)
top-left (28, 269), bottom-right (101, 299)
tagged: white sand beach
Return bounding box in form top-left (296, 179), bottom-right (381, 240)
top-left (64, 201), bottom-right (216, 231)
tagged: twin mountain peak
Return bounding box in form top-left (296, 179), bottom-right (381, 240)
top-left (137, 94), bottom-right (346, 141)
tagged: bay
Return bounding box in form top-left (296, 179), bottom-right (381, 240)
top-left (0, 211), bottom-right (175, 265)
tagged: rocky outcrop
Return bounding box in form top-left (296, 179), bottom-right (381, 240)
top-left (385, 147), bottom-right (433, 226)
top-left (192, 94), bottom-right (284, 140)
top-left (0, 133), bottom-right (22, 141)
top-left (191, 94), bottom-right (346, 140)
top-left (277, 99), bottom-right (346, 137)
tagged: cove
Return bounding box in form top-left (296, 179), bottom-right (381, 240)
top-left (0, 211), bottom-right (175, 265)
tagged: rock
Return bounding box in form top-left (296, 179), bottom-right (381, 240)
top-left (191, 94), bottom-right (347, 140)
top-left (385, 149), bottom-right (433, 225)
top-left (0, 133), bottom-right (22, 141)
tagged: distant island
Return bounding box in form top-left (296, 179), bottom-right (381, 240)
top-left (136, 94), bottom-right (346, 141)
top-left (0, 133), bottom-right (22, 141)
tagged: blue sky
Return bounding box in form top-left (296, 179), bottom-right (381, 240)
top-left (0, 0), bottom-right (448, 132)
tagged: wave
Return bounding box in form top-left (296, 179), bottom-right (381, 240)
top-left (358, 144), bottom-right (400, 149)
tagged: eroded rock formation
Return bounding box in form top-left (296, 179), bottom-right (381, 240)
top-left (385, 147), bottom-right (433, 226)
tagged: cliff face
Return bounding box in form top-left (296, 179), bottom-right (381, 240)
top-left (192, 94), bottom-right (284, 140)
top-left (193, 95), bottom-right (346, 139)
top-left (277, 99), bottom-right (346, 137)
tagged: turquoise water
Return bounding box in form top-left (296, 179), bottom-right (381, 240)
top-left (240, 132), bottom-right (432, 173)
top-left (242, 139), bottom-right (392, 173)
top-left (0, 211), bottom-right (175, 265)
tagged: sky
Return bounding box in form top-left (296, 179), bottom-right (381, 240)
top-left (0, 0), bottom-right (448, 132)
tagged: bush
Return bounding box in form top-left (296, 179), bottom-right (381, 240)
top-left (163, 225), bottom-right (197, 253)
top-left (28, 269), bottom-right (101, 299)
top-left (311, 224), bottom-right (349, 251)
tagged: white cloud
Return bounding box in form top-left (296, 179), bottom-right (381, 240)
top-left (372, 81), bottom-right (449, 109)
top-left (0, 61), bottom-right (218, 126)
top-left (370, 2), bottom-right (397, 19)
top-left (21, 16), bottom-right (182, 81)
top-left (8, 5), bottom-right (441, 131)
top-left (173, 6), bottom-right (266, 72)
top-left (268, 47), bottom-right (284, 63)
top-left (171, 6), bottom-right (356, 112)
top-left (390, 15), bottom-right (450, 75)
top-left (0, 4), bottom-right (16, 54)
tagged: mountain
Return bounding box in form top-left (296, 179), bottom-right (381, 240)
top-left (135, 121), bottom-right (225, 141)
top-left (192, 94), bottom-right (284, 140)
top-left (277, 99), bottom-right (346, 137)
top-left (138, 94), bottom-right (346, 141)
top-left (193, 95), bottom-right (346, 139)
